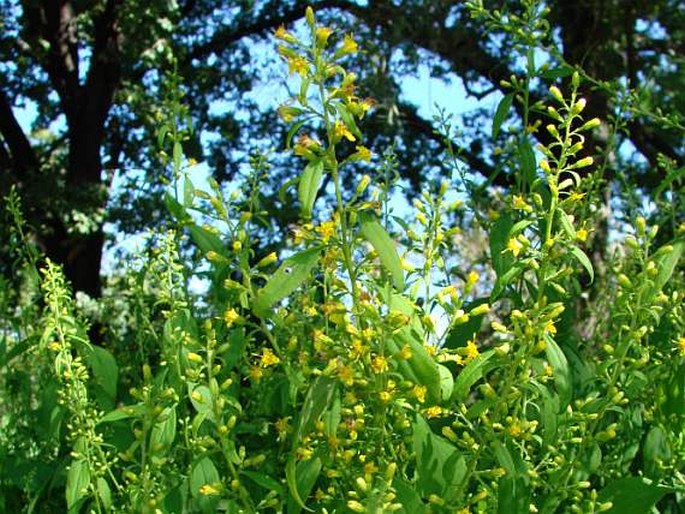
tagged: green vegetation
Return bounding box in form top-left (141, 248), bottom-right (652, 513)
top-left (1, 1), bottom-right (683, 512)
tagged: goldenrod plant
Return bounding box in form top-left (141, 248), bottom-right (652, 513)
top-left (0, 3), bottom-right (683, 513)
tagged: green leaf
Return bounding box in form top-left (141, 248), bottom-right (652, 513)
top-left (241, 471), bottom-right (284, 495)
top-left (150, 406), bottom-right (177, 451)
top-left (438, 364), bottom-right (454, 403)
top-left (85, 346), bottom-right (118, 404)
top-left (189, 385), bottom-right (216, 422)
top-left (190, 457), bottom-right (221, 513)
top-left (491, 263), bottom-right (525, 300)
top-left (598, 477), bottom-right (672, 514)
top-left (498, 475), bottom-right (530, 514)
top-left (518, 140), bottom-right (537, 186)
top-left (286, 118), bottom-right (309, 149)
top-left (295, 376), bottom-right (337, 441)
top-left (661, 363), bottom-right (685, 417)
top-left (393, 479), bottom-right (426, 513)
top-left (66, 458), bottom-right (91, 509)
top-left (187, 224), bottom-right (224, 256)
top-left (493, 93), bottom-right (514, 139)
top-left (452, 350), bottom-right (495, 400)
top-left (568, 245), bottom-right (594, 284)
top-left (443, 298), bottom-right (488, 350)
top-left (359, 212), bottom-right (404, 291)
top-left (335, 103), bottom-right (363, 140)
top-left (165, 191), bottom-right (189, 222)
top-left (642, 426), bottom-right (672, 479)
top-left (413, 415), bottom-right (466, 503)
top-left (96, 477), bottom-right (112, 510)
top-left (183, 176), bottom-right (195, 207)
top-left (544, 334), bottom-right (572, 409)
top-left (490, 213), bottom-right (514, 276)
top-left (557, 210), bottom-right (576, 239)
top-left (653, 240), bottom-right (683, 292)
top-left (286, 457), bottom-right (322, 513)
top-left (173, 141), bottom-right (183, 171)
top-left (384, 293), bottom-right (442, 403)
top-left (253, 246), bottom-right (322, 316)
top-left (539, 65), bottom-right (574, 79)
top-left (298, 159), bottom-right (324, 219)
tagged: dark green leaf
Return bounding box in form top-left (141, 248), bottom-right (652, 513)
top-left (568, 245), bottom-right (594, 284)
top-left (253, 246), bottom-right (322, 316)
top-left (598, 477), bottom-right (672, 514)
top-left (360, 212), bottom-right (404, 290)
top-left (493, 93), bottom-right (514, 139)
top-left (452, 350), bottom-right (495, 400)
top-left (298, 159), bottom-right (324, 219)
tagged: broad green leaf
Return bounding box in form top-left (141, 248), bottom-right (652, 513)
top-left (150, 406), bottom-right (177, 451)
top-left (85, 346), bottom-right (118, 404)
top-left (539, 65), bottom-right (574, 79)
top-left (438, 364), bottom-right (454, 403)
top-left (498, 475), bottom-right (530, 514)
top-left (557, 210), bottom-right (576, 239)
top-left (598, 477), bottom-right (672, 514)
top-left (286, 457), bottom-right (322, 513)
top-left (252, 246), bottom-right (322, 316)
top-left (187, 224), bottom-right (224, 256)
top-left (165, 191), bottom-right (189, 222)
top-left (172, 141), bottom-right (183, 171)
top-left (385, 293), bottom-right (441, 403)
top-left (298, 159), bottom-right (324, 219)
top-left (518, 140), bottom-right (537, 186)
top-left (491, 263), bottom-right (525, 300)
top-left (335, 103), bottom-right (362, 140)
top-left (66, 458), bottom-right (91, 509)
top-left (393, 479), bottom-right (426, 513)
top-left (493, 93), bottom-right (514, 139)
top-left (98, 403), bottom-right (146, 424)
top-left (96, 477), bottom-right (112, 510)
top-left (642, 426), bottom-right (672, 479)
top-left (190, 457), bottom-right (221, 513)
top-left (443, 298), bottom-right (489, 350)
top-left (653, 240), bottom-right (683, 292)
top-left (189, 385), bottom-right (216, 422)
top-left (413, 415), bottom-right (466, 503)
top-left (568, 245), bottom-right (594, 284)
top-left (183, 175), bottom-right (194, 207)
top-left (490, 213), bottom-right (514, 276)
top-left (661, 363), bottom-right (685, 417)
top-left (241, 471), bottom-right (284, 495)
top-left (286, 118), bottom-right (309, 149)
top-left (452, 350), bottom-right (495, 400)
top-left (544, 334), bottom-right (572, 408)
top-left (295, 376), bottom-right (337, 441)
top-left (360, 212), bottom-right (404, 290)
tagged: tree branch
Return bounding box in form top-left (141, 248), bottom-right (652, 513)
top-left (0, 89), bottom-right (38, 178)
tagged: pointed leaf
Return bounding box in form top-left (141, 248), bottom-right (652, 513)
top-left (253, 246), bottom-right (322, 316)
top-left (360, 213), bottom-right (404, 290)
top-left (298, 160), bottom-right (324, 219)
top-left (493, 93), bottom-right (514, 139)
top-left (568, 245), bottom-right (594, 284)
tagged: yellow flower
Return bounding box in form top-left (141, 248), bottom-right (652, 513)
top-left (333, 120), bottom-right (355, 142)
top-left (506, 237), bottom-right (524, 257)
top-left (544, 320), bottom-right (557, 335)
top-left (351, 145), bottom-right (372, 162)
top-left (464, 340), bottom-right (480, 363)
top-left (340, 33), bottom-right (358, 55)
top-left (512, 195), bottom-right (532, 212)
top-left (224, 307), bottom-right (239, 327)
top-left (371, 355), bottom-right (389, 373)
top-left (199, 484), bottom-right (221, 496)
top-left (274, 25), bottom-right (297, 43)
top-left (425, 406), bottom-right (443, 419)
top-left (676, 337), bottom-right (685, 357)
top-left (274, 417), bottom-right (291, 442)
top-left (411, 384), bottom-right (427, 404)
top-left (315, 26), bottom-right (333, 46)
top-left (260, 348), bottom-right (281, 367)
top-left (316, 220), bottom-right (337, 243)
top-left (287, 56), bottom-right (309, 77)
top-left (576, 228), bottom-right (588, 242)
top-left (249, 365), bottom-right (263, 382)
top-left (338, 364), bottom-right (354, 386)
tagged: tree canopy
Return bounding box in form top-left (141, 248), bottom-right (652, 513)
top-left (1, 0), bottom-right (683, 296)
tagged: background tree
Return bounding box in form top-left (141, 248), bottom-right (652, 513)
top-left (1, 0), bottom-right (682, 298)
